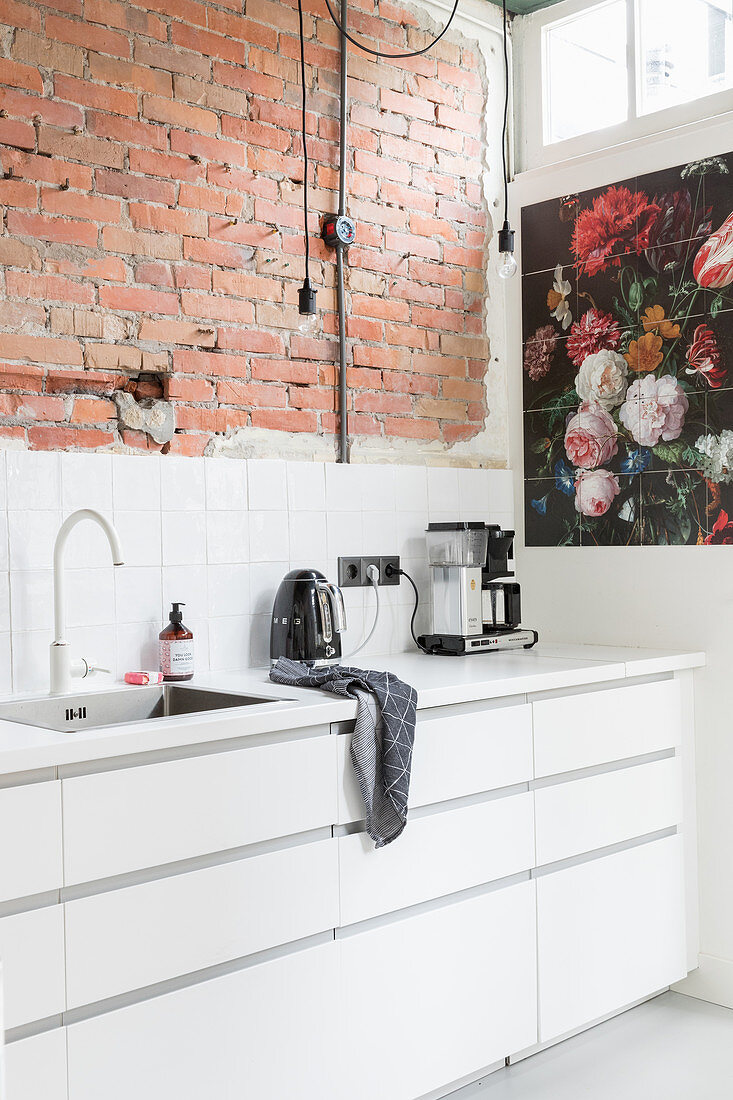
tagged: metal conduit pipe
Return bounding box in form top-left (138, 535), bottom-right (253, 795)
top-left (336, 0), bottom-right (349, 463)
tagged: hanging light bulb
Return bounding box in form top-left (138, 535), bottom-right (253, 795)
top-left (498, 220), bottom-right (517, 280)
top-left (497, 0), bottom-right (517, 281)
top-left (298, 277), bottom-right (318, 335)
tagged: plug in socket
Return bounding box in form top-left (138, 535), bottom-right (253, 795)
top-left (380, 556), bottom-right (400, 585)
top-left (360, 557), bottom-right (381, 586)
top-left (338, 555), bottom-right (402, 588)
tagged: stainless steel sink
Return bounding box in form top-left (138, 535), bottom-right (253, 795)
top-left (0, 684), bottom-right (291, 734)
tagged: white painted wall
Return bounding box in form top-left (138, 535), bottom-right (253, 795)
top-left (508, 109), bottom-right (733, 1007)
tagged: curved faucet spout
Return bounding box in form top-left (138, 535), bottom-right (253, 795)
top-left (51, 509), bottom-right (125, 693)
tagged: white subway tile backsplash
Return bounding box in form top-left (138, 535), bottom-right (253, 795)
top-left (247, 459), bottom-right (287, 511)
top-left (112, 453), bottom-right (161, 511)
top-left (207, 564), bottom-right (249, 619)
top-left (427, 466), bottom-right (459, 515)
top-left (161, 455), bottom-right (206, 511)
top-left (113, 511), bottom-right (162, 568)
top-left (8, 510), bottom-right (60, 571)
top-left (288, 511), bottom-right (327, 563)
top-left (287, 460), bottom-right (325, 512)
top-left (248, 510), bottom-right (289, 562)
top-left (0, 451), bottom-right (513, 693)
top-left (205, 457), bottom-right (247, 511)
top-left (62, 452), bottom-right (112, 513)
top-left (206, 511), bottom-right (249, 565)
top-left (7, 451), bottom-right (59, 510)
top-left (162, 511), bottom-right (206, 566)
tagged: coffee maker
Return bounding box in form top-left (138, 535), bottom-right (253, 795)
top-left (270, 569), bottom-right (346, 665)
top-left (417, 522), bottom-right (538, 656)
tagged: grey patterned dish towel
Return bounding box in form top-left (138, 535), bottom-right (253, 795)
top-left (269, 658), bottom-right (417, 847)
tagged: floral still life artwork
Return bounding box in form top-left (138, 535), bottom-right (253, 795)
top-left (521, 154), bottom-right (733, 546)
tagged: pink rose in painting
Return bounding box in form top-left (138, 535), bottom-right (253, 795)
top-left (564, 403), bottom-right (618, 469)
top-left (574, 468), bottom-right (620, 517)
top-left (619, 374), bottom-right (689, 447)
top-left (693, 211), bottom-right (733, 289)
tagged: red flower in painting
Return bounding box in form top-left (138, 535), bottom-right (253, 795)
top-left (645, 189), bottom-right (712, 274)
top-left (571, 185), bottom-right (660, 276)
top-left (566, 308), bottom-right (622, 367)
top-left (693, 211), bottom-right (733, 289)
top-left (704, 510), bottom-right (733, 544)
top-left (685, 323), bottom-right (727, 388)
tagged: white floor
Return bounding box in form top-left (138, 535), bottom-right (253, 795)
top-left (453, 993), bottom-right (733, 1099)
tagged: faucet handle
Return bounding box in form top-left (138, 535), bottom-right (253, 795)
top-left (87, 665), bottom-right (111, 676)
top-left (76, 659), bottom-right (110, 679)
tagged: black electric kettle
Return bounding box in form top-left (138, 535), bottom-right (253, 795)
top-left (270, 569), bottom-right (347, 665)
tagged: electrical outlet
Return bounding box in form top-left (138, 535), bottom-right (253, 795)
top-left (338, 555), bottom-right (401, 588)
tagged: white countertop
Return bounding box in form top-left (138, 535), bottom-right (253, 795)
top-left (0, 643), bottom-right (705, 775)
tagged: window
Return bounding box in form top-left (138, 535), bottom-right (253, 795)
top-left (517, 0), bottom-right (733, 169)
top-left (637, 0), bottom-right (733, 114)
top-left (544, 0), bottom-right (628, 143)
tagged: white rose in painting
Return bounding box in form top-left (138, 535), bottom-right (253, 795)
top-left (575, 349), bottom-right (629, 411)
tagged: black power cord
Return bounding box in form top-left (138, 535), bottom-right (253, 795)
top-left (501, 0), bottom-right (509, 225)
top-left (322, 0), bottom-right (460, 60)
top-left (296, 0), bottom-right (316, 315)
top-left (385, 563), bottom-right (433, 654)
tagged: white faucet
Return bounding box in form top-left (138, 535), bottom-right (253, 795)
top-left (50, 509), bottom-right (125, 695)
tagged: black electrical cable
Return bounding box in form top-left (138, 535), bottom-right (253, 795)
top-left (386, 564), bottom-right (433, 654)
top-left (297, 0), bottom-right (310, 280)
top-left (501, 0), bottom-right (509, 223)
top-left (323, 0), bottom-right (460, 60)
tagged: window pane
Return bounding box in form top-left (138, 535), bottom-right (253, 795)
top-left (544, 1), bottom-right (628, 144)
top-left (638, 0), bottom-right (733, 114)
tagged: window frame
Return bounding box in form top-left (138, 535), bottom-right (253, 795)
top-left (515, 0), bottom-right (733, 172)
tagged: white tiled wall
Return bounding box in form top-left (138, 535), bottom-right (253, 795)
top-left (0, 450), bottom-right (514, 695)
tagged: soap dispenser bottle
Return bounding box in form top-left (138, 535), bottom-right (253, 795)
top-left (159, 602), bottom-right (194, 682)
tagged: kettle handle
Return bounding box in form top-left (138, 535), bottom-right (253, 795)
top-left (316, 581), bottom-right (347, 636)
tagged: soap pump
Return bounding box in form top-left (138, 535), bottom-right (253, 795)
top-left (159, 602), bottom-right (194, 682)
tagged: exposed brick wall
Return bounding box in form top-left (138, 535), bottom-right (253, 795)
top-left (0, 0), bottom-right (489, 456)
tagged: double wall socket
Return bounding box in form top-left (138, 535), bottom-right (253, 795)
top-left (338, 556), bottom-right (400, 588)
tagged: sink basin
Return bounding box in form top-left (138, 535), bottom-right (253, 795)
top-left (0, 684), bottom-right (291, 734)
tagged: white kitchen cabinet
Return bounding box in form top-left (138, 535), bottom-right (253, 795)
top-left (4, 1029), bottom-right (67, 1100)
top-left (66, 940), bottom-right (338, 1100)
top-left (65, 838), bottom-right (339, 1008)
top-left (337, 882), bottom-right (537, 1100)
top-left (339, 792), bottom-right (535, 924)
top-left (533, 679), bottom-right (681, 777)
top-left (337, 701), bottom-right (532, 822)
top-left (537, 834), bottom-right (686, 1041)
top-left (534, 756), bottom-right (683, 864)
top-left (0, 781), bottom-right (62, 902)
top-left (62, 733), bottom-right (338, 884)
top-left (0, 906), bottom-right (65, 1028)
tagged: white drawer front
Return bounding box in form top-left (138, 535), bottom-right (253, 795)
top-left (537, 834), bottom-right (686, 1041)
top-left (533, 679), bottom-right (681, 778)
top-left (338, 882), bottom-right (538, 1100)
top-left (535, 756), bottom-right (682, 866)
top-left (0, 906), bottom-right (65, 1029)
top-left (63, 734), bottom-right (338, 885)
top-left (4, 1029), bottom-right (68, 1100)
top-left (0, 782), bottom-right (63, 903)
top-left (67, 941), bottom-right (338, 1100)
top-left (339, 792), bottom-right (535, 926)
top-left (65, 838), bottom-right (339, 1009)
top-left (337, 702), bottom-right (532, 823)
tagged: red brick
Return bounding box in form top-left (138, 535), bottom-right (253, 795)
top-left (0, 117), bottom-right (34, 148)
top-left (142, 94), bottom-right (218, 133)
top-left (216, 329), bottom-right (284, 355)
top-left (29, 425), bottom-right (113, 449)
top-left (41, 189), bottom-right (121, 223)
top-left (0, 58), bottom-right (43, 93)
top-left (169, 128), bottom-right (247, 167)
top-left (379, 88), bottom-right (435, 122)
top-left (164, 432), bottom-right (209, 456)
top-left (0, 85), bottom-right (82, 128)
top-left (129, 203), bottom-right (208, 238)
top-left (7, 272), bottom-right (94, 305)
top-left (86, 0), bottom-right (167, 40)
top-left (134, 262), bottom-right (174, 287)
top-left (70, 397), bottom-right (117, 423)
top-left (89, 53), bottom-right (173, 97)
top-left (251, 407), bottom-right (317, 433)
top-left (7, 211), bottom-right (98, 248)
top-left (213, 60), bottom-right (283, 101)
top-left (0, 393), bottom-right (66, 419)
top-left (217, 379), bottom-right (287, 407)
top-left (354, 391), bottom-right (411, 414)
top-left (251, 359), bottom-right (317, 384)
top-left (0, 0), bottom-right (41, 31)
top-left (133, 40), bottom-right (211, 81)
top-left (53, 74), bottom-right (137, 116)
top-left (181, 292), bottom-right (254, 324)
top-left (384, 416), bottom-right (440, 439)
top-left (99, 285), bottom-right (180, 314)
top-left (46, 14), bottom-right (130, 58)
top-left (87, 111), bottom-right (168, 149)
top-left (4, 334), bottom-right (82, 365)
top-left (96, 169), bottom-right (176, 204)
top-left (165, 377), bottom-right (215, 402)
top-left (37, 126), bottom-right (125, 169)
top-left (171, 21), bottom-right (244, 66)
top-left (0, 177), bottom-right (36, 207)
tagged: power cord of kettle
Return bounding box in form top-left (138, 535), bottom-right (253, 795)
top-left (342, 564), bottom-right (381, 660)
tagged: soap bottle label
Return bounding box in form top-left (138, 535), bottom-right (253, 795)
top-left (159, 639), bottom-right (194, 678)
